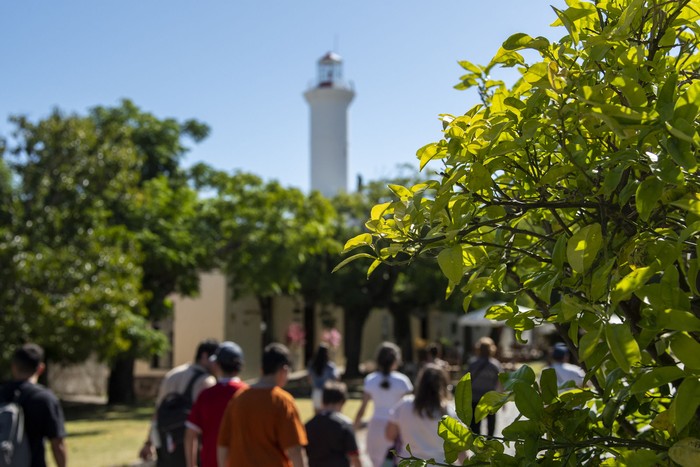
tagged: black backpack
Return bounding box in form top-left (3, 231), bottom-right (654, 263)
top-left (155, 369), bottom-right (204, 467)
top-left (0, 389), bottom-right (30, 467)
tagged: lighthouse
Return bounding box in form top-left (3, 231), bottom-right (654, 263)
top-left (304, 52), bottom-right (355, 197)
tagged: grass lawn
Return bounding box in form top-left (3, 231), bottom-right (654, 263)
top-left (48, 397), bottom-right (365, 467)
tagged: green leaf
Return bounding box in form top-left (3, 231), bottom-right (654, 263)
top-left (579, 327), bottom-right (602, 362)
top-left (388, 184), bottom-right (412, 200)
top-left (566, 223), bottom-right (602, 274)
top-left (604, 323), bottom-right (642, 373)
top-left (501, 364), bottom-right (537, 391)
top-left (636, 177), bottom-right (664, 222)
top-left (551, 6), bottom-right (579, 43)
top-left (454, 372), bottom-right (473, 425)
top-left (485, 303), bottom-right (515, 321)
top-left (501, 420), bottom-right (541, 440)
top-left (656, 73), bottom-right (677, 120)
top-left (342, 233), bottom-right (373, 252)
top-left (666, 119), bottom-right (698, 145)
top-left (630, 366), bottom-right (685, 395)
top-left (466, 163), bottom-right (492, 192)
top-left (657, 309), bottom-right (700, 333)
top-left (367, 259), bottom-right (381, 279)
top-left (513, 381), bottom-right (544, 421)
top-left (331, 253), bottom-right (375, 273)
top-left (671, 333), bottom-right (700, 370)
top-left (438, 416), bottom-right (472, 463)
top-left (669, 438), bottom-right (700, 467)
top-left (670, 377), bottom-right (700, 432)
top-left (603, 166), bottom-right (624, 196)
top-left (552, 234), bottom-right (568, 270)
top-left (671, 195), bottom-right (700, 216)
top-left (416, 143), bottom-right (443, 170)
top-left (590, 258), bottom-right (616, 300)
top-left (621, 450), bottom-right (663, 467)
top-left (437, 245), bottom-right (464, 284)
top-left (612, 266), bottom-right (657, 304)
top-left (458, 60), bottom-right (482, 74)
top-left (540, 368), bottom-right (558, 404)
top-left (613, 0), bottom-right (645, 36)
top-left (370, 202), bottom-right (392, 220)
top-left (475, 391), bottom-right (509, 423)
top-left (502, 33), bottom-right (550, 52)
top-left (667, 137), bottom-right (696, 170)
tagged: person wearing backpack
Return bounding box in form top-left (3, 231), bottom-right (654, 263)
top-left (184, 341), bottom-right (247, 467)
top-left (139, 339), bottom-right (218, 467)
top-left (0, 343), bottom-right (67, 467)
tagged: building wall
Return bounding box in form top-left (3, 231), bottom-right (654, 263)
top-left (305, 87), bottom-right (354, 197)
top-left (225, 293), bottom-right (263, 381)
top-left (48, 355), bottom-right (109, 399)
top-left (172, 271), bottom-right (227, 367)
top-left (427, 309), bottom-right (461, 347)
top-left (136, 272), bottom-right (433, 389)
top-left (360, 308), bottom-right (394, 368)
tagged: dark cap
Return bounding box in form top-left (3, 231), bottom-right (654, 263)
top-left (552, 342), bottom-right (569, 359)
top-left (210, 341), bottom-right (244, 367)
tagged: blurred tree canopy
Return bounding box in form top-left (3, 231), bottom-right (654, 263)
top-left (0, 101), bottom-right (210, 402)
top-left (0, 103), bottom-right (479, 398)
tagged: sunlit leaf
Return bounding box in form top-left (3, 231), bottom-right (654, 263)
top-left (566, 223), bottom-right (602, 274)
top-left (605, 323), bottom-right (642, 373)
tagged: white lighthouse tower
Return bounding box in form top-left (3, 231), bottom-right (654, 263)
top-left (304, 52), bottom-right (355, 197)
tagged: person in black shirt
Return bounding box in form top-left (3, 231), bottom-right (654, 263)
top-left (0, 343), bottom-right (67, 467)
top-left (305, 381), bottom-right (360, 467)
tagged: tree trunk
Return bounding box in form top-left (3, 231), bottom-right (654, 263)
top-left (343, 307), bottom-right (370, 379)
top-left (390, 307), bottom-right (414, 365)
top-left (259, 296), bottom-right (274, 348)
top-left (108, 355), bottom-right (135, 405)
top-left (303, 300), bottom-right (316, 365)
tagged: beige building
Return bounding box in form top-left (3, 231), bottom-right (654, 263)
top-left (134, 271), bottom-right (350, 388)
top-left (48, 270), bottom-right (472, 400)
top-left (132, 270), bottom-right (465, 393)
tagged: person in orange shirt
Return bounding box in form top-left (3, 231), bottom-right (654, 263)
top-left (217, 343), bottom-right (308, 467)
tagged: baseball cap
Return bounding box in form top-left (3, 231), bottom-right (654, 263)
top-left (210, 341), bottom-right (244, 366)
top-left (552, 342), bottom-right (569, 359)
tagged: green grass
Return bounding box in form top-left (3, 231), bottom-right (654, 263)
top-left (49, 398), bottom-right (365, 467)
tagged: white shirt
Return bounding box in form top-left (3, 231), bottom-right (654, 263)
top-left (390, 396), bottom-right (458, 463)
top-left (363, 371), bottom-right (413, 420)
top-left (551, 362), bottom-right (585, 390)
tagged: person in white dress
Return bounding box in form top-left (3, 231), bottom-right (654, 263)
top-left (354, 342), bottom-right (413, 467)
top-left (386, 364), bottom-right (466, 464)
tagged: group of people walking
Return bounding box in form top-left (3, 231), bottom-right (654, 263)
top-left (137, 339), bottom-right (465, 467)
top-left (1, 335), bottom-right (587, 467)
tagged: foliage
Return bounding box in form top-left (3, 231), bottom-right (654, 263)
top-left (0, 100), bottom-right (209, 370)
top-left (192, 165), bottom-right (339, 345)
top-left (193, 165), bottom-right (337, 300)
top-left (346, 0), bottom-right (700, 465)
top-left (1, 109), bottom-right (158, 365)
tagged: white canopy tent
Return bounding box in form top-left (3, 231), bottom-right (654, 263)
top-left (458, 303), bottom-right (555, 360)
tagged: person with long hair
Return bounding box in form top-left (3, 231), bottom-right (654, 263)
top-left (307, 343), bottom-right (339, 413)
top-left (385, 364), bottom-right (463, 464)
top-left (354, 342), bottom-right (413, 467)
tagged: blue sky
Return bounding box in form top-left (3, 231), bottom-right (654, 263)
top-left (1, 1), bottom-right (566, 192)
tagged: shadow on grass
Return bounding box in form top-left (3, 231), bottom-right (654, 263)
top-left (62, 401), bottom-right (153, 422)
top-left (66, 429), bottom-right (106, 438)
